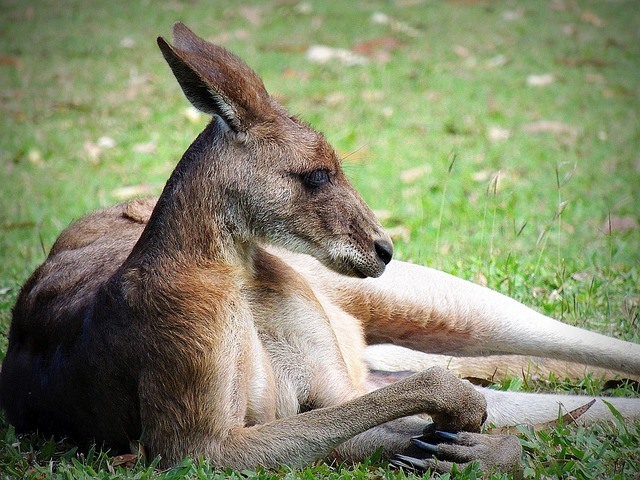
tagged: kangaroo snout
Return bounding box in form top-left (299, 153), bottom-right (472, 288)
top-left (353, 234), bottom-right (393, 279)
top-left (374, 239), bottom-right (393, 266)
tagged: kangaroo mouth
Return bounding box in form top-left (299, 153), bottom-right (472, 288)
top-left (357, 260), bottom-right (387, 279)
top-left (286, 232), bottom-right (391, 278)
top-left (326, 247), bottom-right (388, 279)
top-left (353, 268), bottom-right (370, 279)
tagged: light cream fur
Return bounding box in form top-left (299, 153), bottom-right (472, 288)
top-left (273, 249), bottom-right (640, 425)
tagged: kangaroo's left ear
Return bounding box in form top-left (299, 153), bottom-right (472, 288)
top-left (157, 22), bottom-right (273, 133)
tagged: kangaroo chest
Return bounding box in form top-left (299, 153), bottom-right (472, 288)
top-left (243, 287), bottom-right (359, 426)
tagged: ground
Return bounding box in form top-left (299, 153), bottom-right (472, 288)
top-left (0, 1), bottom-right (639, 478)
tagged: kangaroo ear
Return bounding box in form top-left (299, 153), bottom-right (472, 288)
top-left (157, 22), bottom-right (271, 132)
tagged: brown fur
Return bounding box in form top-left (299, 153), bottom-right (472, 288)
top-left (0, 23), bottom-right (523, 473)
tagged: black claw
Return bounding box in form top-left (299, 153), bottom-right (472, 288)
top-left (394, 454), bottom-right (430, 470)
top-left (411, 438), bottom-right (439, 454)
top-left (390, 458), bottom-right (414, 469)
top-left (435, 430), bottom-right (460, 441)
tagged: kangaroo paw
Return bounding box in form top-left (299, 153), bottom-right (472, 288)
top-left (393, 430), bottom-right (522, 474)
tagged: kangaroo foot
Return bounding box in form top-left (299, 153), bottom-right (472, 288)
top-left (392, 429), bottom-right (522, 475)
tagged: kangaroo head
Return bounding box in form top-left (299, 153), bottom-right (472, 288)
top-left (157, 23), bottom-right (392, 278)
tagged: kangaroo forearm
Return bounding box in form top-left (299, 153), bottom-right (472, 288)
top-left (211, 389), bottom-right (415, 469)
top-left (207, 369), bottom-right (483, 470)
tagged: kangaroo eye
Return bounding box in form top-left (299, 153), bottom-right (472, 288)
top-left (301, 169), bottom-right (330, 189)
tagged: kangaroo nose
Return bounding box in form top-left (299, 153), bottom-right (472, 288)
top-left (374, 239), bottom-right (393, 265)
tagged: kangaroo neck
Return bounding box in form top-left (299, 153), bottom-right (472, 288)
top-left (127, 120), bottom-right (254, 269)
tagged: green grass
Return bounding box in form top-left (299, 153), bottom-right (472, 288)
top-left (1, 0), bottom-right (639, 478)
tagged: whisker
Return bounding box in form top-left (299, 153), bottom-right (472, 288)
top-left (340, 143), bottom-right (369, 163)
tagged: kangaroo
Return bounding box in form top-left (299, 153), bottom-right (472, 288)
top-left (0, 22), bottom-right (638, 474)
top-left (0, 23), bottom-right (521, 473)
